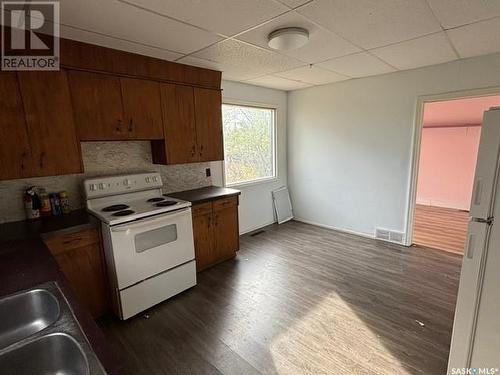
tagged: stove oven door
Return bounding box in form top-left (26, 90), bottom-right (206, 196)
top-left (109, 207), bottom-right (195, 289)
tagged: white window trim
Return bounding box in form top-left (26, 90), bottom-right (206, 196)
top-left (222, 99), bottom-right (278, 188)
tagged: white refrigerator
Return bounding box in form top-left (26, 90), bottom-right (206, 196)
top-left (448, 107), bottom-right (500, 373)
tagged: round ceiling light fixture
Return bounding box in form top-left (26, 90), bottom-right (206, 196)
top-left (267, 27), bottom-right (309, 51)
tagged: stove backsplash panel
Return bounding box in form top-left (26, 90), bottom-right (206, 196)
top-left (0, 141), bottom-right (212, 223)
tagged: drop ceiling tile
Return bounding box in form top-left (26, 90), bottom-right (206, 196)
top-left (120, 0), bottom-right (289, 37)
top-left (246, 75), bottom-right (312, 90)
top-left (426, 0), bottom-right (500, 29)
top-left (237, 11), bottom-right (359, 63)
top-left (60, 25), bottom-right (184, 61)
top-left (176, 56), bottom-right (264, 81)
top-left (447, 17), bottom-right (500, 58)
top-left (317, 52), bottom-right (395, 77)
top-left (275, 65), bottom-right (348, 85)
top-left (370, 32), bottom-right (457, 70)
top-left (277, 0), bottom-right (314, 9)
top-left (192, 39), bottom-right (305, 76)
top-left (58, 0), bottom-right (222, 54)
top-left (296, 0), bottom-right (442, 49)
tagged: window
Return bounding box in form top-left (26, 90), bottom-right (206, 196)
top-left (222, 103), bottom-right (276, 186)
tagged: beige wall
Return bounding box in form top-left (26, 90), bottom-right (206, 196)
top-left (288, 52), bottom-right (500, 240)
top-left (210, 80), bottom-right (288, 234)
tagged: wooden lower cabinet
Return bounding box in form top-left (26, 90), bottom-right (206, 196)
top-left (213, 205), bottom-right (239, 262)
top-left (192, 207), bottom-right (214, 270)
top-left (192, 196), bottom-right (239, 271)
top-left (44, 228), bottom-right (109, 318)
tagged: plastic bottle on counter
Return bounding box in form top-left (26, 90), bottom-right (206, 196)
top-left (38, 188), bottom-right (52, 217)
top-left (24, 187), bottom-right (40, 220)
top-left (59, 191), bottom-right (71, 214)
top-left (49, 193), bottom-right (62, 216)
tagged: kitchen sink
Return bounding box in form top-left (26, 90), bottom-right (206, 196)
top-left (0, 289), bottom-right (60, 349)
top-left (0, 333), bottom-right (89, 375)
top-left (0, 282), bottom-right (106, 374)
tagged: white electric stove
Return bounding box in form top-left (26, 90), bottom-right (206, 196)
top-left (84, 172), bottom-right (196, 320)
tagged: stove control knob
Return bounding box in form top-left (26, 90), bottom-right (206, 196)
top-left (123, 179), bottom-right (132, 186)
top-left (89, 183), bottom-right (97, 191)
top-left (153, 176), bottom-right (159, 182)
top-left (145, 177), bottom-right (151, 183)
top-left (99, 183), bottom-right (106, 190)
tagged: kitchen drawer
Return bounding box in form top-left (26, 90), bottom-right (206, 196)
top-left (192, 202), bottom-right (212, 216)
top-left (44, 228), bottom-right (99, 255)
top-left (119, 260), bottom-right (196, 319)
top-left (213, 196), bottom-right (238, 211)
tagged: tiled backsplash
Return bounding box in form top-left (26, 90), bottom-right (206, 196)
top-left (0, 141), bottom-right (212, 223)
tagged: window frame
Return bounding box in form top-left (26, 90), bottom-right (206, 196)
top-left (221, 100), bottom-right (278, 188)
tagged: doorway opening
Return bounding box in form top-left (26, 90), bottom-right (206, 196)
top-left (409, 94), bottom-right (500, 254)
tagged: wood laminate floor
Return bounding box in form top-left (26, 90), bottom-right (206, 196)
top-left (413, 204), bottom-right (469, 254)
top-left (100, 221), bottom-right (462, 375)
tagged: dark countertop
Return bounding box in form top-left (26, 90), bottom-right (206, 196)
top-left (0, 209), bottom-right (98, 244)
top-left (169, 185), bottom-right (241, 205)
top-left (0, 211), bottom-right (122, 374)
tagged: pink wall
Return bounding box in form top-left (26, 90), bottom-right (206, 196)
top-left (416, 126), bottom-right (481, 210)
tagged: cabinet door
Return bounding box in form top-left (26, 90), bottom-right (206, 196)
top-left (18, 71), bottom-right (82, 177)
top-left (192, 203), bottom-right (214, 271)
top-left (68, 70), bottom-right (126, 141)
top-left (0, 72), bottom-right (33, 180)
top-left (54, 242), bottom-right (109, 318)
top-left (160, 83), bottom-right (198, 164)
top-left (45, 229), bottom-right (109, 318)
top-left (194, 88), bottom-right (223, 162)
top-left (120, 78), bottom-right (163, 140)
top-left (213, 204), bottom-right (239, 262)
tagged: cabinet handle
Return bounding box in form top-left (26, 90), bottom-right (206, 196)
top-left (199, 144), bottom-right (204, 157)
top-left (191, 145), bottom-right (196, 157)
top-left (116, 119), bottom-right (122, 132)
top-left (207, 216), bottom-right (211, 228)
top-left (128, 119), bottom-right (133, 132)
top-left (39, 152), bottom-right (46, 169)
top-left (214, 214), bottom-right (218, 226)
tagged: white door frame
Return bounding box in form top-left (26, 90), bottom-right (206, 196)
top-left (404, 86), bottom-right (500, 246)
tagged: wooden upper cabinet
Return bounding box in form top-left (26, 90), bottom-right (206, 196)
top-left (17, 71), bottom-right (82, 177)
top-left (120, 78), bottom-right (163, 140)
top-left (194, 88), bottom-right (223, 162)
top-left (0, 72), bottom-right (33, 180)
top-left (68, 70), bottom-right (126, 141)
top-left (160, 83), bottom-right (198, 164)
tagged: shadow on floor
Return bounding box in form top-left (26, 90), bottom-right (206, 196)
top-left (99, 220), bottom-right (462, 374)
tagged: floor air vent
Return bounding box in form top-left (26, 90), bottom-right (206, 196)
top-left (375, 228), bottom-right (405, 244)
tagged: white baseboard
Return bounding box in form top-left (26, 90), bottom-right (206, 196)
top-left (293, 217), bottom-right (375, 240)
top-left (240, 220), bottom-right (277, 235)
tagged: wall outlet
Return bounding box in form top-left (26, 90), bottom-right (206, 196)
top-left (205, 168), bottom-right (211, 177)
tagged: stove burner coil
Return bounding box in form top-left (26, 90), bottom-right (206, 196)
top-left (112, 209), bottom-right (135, 216)
top-left (155, 201), bottom-right (177, 207)
top-left (102, 204), bottom-right (129, 212)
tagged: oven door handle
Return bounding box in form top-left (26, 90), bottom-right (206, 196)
top-left (111, 208), bottom-right (191, 232)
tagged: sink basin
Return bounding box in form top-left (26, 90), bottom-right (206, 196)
top-left (0, 289), bottom-right (60, 349)
top-left (0, 333), bottom-right (89, 375)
